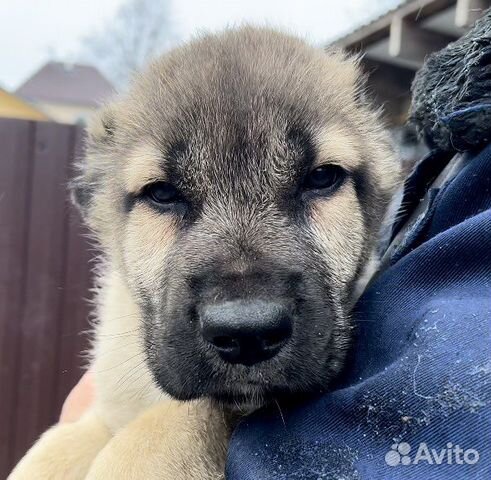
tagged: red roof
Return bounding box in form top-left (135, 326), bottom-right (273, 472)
top-left (16, 62), bottom-right (115, 107)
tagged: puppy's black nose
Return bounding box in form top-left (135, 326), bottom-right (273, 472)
top-left (200, 300), bottom-right (292, 365)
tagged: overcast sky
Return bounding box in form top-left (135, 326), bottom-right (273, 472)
top-left (0, 0), bottom-right (398, 90)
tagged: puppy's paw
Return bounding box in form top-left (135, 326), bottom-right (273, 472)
top-left (86, 400), bottom-right (230, 480)
top-left (8, 413), bottom-right (111, 480)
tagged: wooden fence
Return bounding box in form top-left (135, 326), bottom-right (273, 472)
top-left (0, 118), bottom-right (92, 478)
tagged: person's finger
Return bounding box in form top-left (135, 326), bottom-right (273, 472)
top-left (59, 370), bottom-right (95, 423)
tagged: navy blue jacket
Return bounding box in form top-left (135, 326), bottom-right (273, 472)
top-left (226, 143), bottom-right (491, 479)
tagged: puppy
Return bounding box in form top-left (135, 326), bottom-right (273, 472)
top-left (9, 27), bottom-right (399, 479)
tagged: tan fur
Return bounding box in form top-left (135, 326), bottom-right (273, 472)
top-left (91, 270), bottom-right (162, 432)
top-left (311, 184), bottom-right (365, 286)
top-left (86, 401), bottom-right (230, 480)
top-left (314, 124), bottom-right (362, 170)
top-left (123, 209), bottom-right (177, 297)
top-left (8, 413), bottom-right (111, 480)
top-left (124, 143), bottom-right (166, 194)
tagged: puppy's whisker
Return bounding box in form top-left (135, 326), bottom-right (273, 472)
top-left (94, 340), bottom-right (144, 358)
top-left (115, 363), bottom-right (148, 393)
top-left (96, 329), bottom-right (141, 338)
top-left (95, 352), bottom-right (145, 374)
top-left (274, 398), bottom-right (287, 428)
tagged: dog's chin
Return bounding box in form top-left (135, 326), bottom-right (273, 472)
top-left (163, 375), bottom-right (318, 414)
top-left (151, 334), bottom-right (341, 410)
top-left (156, 371), bottom-right (302, 412)
top-left (160, 379), bottom-right (276, 411)
top-left (210, 390), bottom-right (267, 413)
top-left (208, 382), bottom-right (321, 414)
top-left (153, 350), bottom-right (339, 412)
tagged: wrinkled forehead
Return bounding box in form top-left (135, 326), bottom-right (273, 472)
top-left (122, 103), bottom-right (363, 198)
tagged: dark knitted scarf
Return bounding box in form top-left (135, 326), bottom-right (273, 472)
top-left (411, 9), bottom-right (491, 152)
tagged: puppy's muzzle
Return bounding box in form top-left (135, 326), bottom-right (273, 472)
top-left (200, 300), bottom-right (292, 366)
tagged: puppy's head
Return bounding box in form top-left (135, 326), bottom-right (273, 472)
top-left (74, 28), bottom-right (399, 407)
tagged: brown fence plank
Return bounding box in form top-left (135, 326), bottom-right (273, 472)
top-left (0, 119), bottom-right (35, 479)
top-left (55, 128), bottom-right (93, 412)
top-left (0, 119), bottom-right (95, 477)
top-left (12, 121), bottom-right (76, 465)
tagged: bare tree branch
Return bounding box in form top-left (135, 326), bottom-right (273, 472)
top-left (80, 0), bottom-right (176, 89)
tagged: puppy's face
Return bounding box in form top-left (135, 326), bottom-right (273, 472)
top-left (76, 28), bottom-right (399, 407)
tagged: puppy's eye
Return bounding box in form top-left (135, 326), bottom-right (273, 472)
top-left (144, 182), bottom-right (181, 205)
top-left (303, 165), bottom-right (346, 192)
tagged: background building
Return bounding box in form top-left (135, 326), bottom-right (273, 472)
top-left (331, 0), bottom-right (490, 125)
top-left (15, 62), bottom-right (114, 124)
top-left (331, 0), bottom-right (491, 170)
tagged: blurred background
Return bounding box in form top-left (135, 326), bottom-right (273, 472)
top-left (0, 0), bottom-right (488, 477)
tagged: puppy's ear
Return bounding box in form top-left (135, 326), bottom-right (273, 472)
top-left (351, 56), bottom-right (370, 105)
top-left (70, 105), bottom-right (117, 220)
top-left (86, 103), bottom-right (117, 146)
top-left (323, 48), bottom-right (367, 104)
